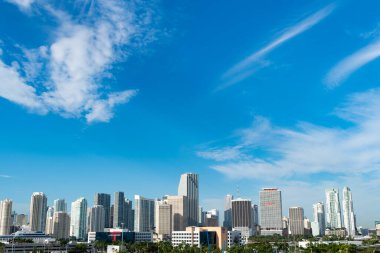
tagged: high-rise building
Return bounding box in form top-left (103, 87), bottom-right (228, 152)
top-left (165, 195), bottom-right (188, 231)
top-left (113, 192), bottom-right (125, 228)
top-left (232, 198), bottom-right (253, 243)
top-left (289, 207), bottom-right (304, 236)
top-left (29, 192), bottom-right (48, 232)
top-left (134, 195), bottom-right (155, 232)
top-left (178, 173), bottom-right (199, 226)
top-left (53, 199), bottom-right (67, 213)
top-left (342, 187), bottom-right (356, 237)
top-left (124, 199), bottom-right (134, 231)
top-left (110, 204), bottom-right (114, 227)
top-left (205, 209), bottom-right (219, 227)
top-left (223, 194), bottom-right (233, 230)
top-left (88, 205), bottom-right (105, 232)
top-left (53, 212), bottom-right (70, 239)
top-left (312, 202), bottom-right (325, 236)
top-left (259, 188), bottom-right (283, 236)
top-left (0, 199), bottom-right (12, 235)
top-left (15, 214), bottom-right (28, 226)
top-left (70, 197), bottom-right (88, 240)
top-left (155, 200), bottom-right (172, 240)
top-left (45, 207), bottom-right (55, 235)
top-left (94, 193), bottom-right (111, 228)
top-left (325, 189), bottom-right (342, 229)
top-left (251, 204), bottom-right (259, 232)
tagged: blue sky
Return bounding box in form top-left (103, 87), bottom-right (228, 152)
top-left (1, 0), bottom-right (380, 227)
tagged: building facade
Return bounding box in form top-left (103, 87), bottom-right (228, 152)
top-left (70, 197), bottom-right (88, 240)
top-left (325, 189), bottom-right (342, 229)
top-left (154, 200), bottom-right (172, 240)
top-left (29, 192), bottom-right (48, 232)
top-left (312, 202), bottom-right (325, 236)
top-left (289, 207), bottom-right (304, 236)
top-left (0, 199), bottom-right (12, 235)
top-left (223, 194), bottom-right (233, 230)
top-left (134, 195), bottom-right (155, 232)
top-left (342, 187), bottom-right (356, 237)
top-left (178, 173), bottom-right (199, 227)
top-left (259, 188), bottom-right (283, 236)
top-left (165, 195), bottom-right (188, 231)
top-left (88, 205), bottom-right (105, 233)
top-left (94, 193), bottom-right (111, 228)
top-left (53, 199), bottom-right (67, 213)
top-left (53, 211), bottom-right (70, 239)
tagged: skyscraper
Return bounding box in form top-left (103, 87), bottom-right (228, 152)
top-left (312, 202), bottom-right (325, 236)
top-left (53, 199), bottom-right (67, 213)
top-left (134, 195), bottom-right (155, 232)
top-left (70, 197), bottom-right (88, 240)
top-left (113, 192), bottom-right (125, 228)
top-left (251, 204), bottom-right (259, 231)
top-left (124, 199), bottom-right (134, 231)
top-left (165, 195), bottom-right (188, 231)
top-left (289, 207), bottom-right (304, 236)
top-left (88, 205), bottom-right (105, 232)
top-left (178, 173), bottom-right (199, 226)
top-left (342, 187), bottom-right (356, 237)
top-left (0, 199), bottom-right (12, 235)
top-left (223, 194), bottom-right (233, 230)
top-left (94, 193), bottom-right (111, 228)
top-left (45, 207), bottom-right (55, 235)
top-left (259, 188), bottom-right (283, 236)
top-left (29, 192), bottom-right (48, 232)
top-left (232, 198), bottom-right (253, 243)
top-left (53, 212), bottom-right (70, 239)
top-left (325, 189), bottom-right (342, 229)
top-left (155, 200), bottom-right (172, 240)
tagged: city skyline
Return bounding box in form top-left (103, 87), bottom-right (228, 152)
top-left (1, 0), bottom-right (380, 230)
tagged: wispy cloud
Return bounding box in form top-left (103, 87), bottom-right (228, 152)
top-left (5, 0), bottom-right (34, 11)
top-left (218, 4), bottom-right (335, 90)
top-left (325, 38), bottom-right (380, 88)
top-left (198, 88), bottom-right (380, 181)
top-left (0, 0), bottom-right (158, 123)
top-left (0, 174), bottom-right (11, 178)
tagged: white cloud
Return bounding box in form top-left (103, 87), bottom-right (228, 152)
top-left (0, 0), bottom-right (158, 123)
top-left (325, 38), bottom-right (380, 88)
top-left (198, 88), bottom-right (380, 180)
top-left (0, 174), bottom-right (11, 178)
top-left (219, 4), bottom-right (335, 90)
top-left (5, 0), bottom-right (34, 10)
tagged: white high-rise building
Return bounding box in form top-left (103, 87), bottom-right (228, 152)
top-left (88, 205), bottom-right (105, 232)
top-left (325, 189), bottom-right (342, 229)
top-left (223, 194), bottom-right (233, 230)
top-left (178, 173), bottom-right (199, 226)
top-left (0, 199), bottom-right (12, 235)
top-left (45, 207), bottom-right (55, 235)
top-left (312, 202), bottom-right (325, 236)
top-left (70, 197), bottom-right (88, 240)
top-left (260, 188), bottom-right (283, 236)
top-left (30, 192), bottom-right (48, 232)
top-left (53, 199), bottom-right (67, 213)
top-left (342, 187), bottom-right (356, 237)
top-left (53, 212), bottom-right (70, 239)
top-left (154, 200), bottom-right (172, 240)
top-left (134, 195), bottom-right (155, 232)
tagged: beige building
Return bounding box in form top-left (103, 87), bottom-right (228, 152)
top-left (0, 199), bottom-right (12, 235)
top-left (165, 195), bottom-right (188, 231)
top-left (30, 192), bottom-right (48, 232)
top-left (53, 211), bottom-right (70, 239)
top-left (154, 200), bottom-right (172, 240)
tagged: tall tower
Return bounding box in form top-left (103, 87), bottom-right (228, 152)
top-left (45, 207), bottom-right (55, 235)
top-left (113, 192), bottom-right (125, 228)
top-left (342, 187), bottom-right (356, 237)
top-left (134, 195), bottom-right (155, 232)
top-left (29, 192), bottom-right (48, 232)
top-left (289, 207), bottom-right (304, 236)
top-left (178, 173), bottom-right (199, 226)
top-left (124, 199), bottom-right (134, 231)
top-left (325, 189), bottom-right (342, 229)
top-left (53, 212), bottom-right (70, 239)
top-left (94, 193), bottom-right (111, 228)
top-left (165, 195), bottom-right (187, 231)
top-left (223, 194), bottom-right (233, 230)
top-left (53, 199), bottom-right (67, 213)
top-left (0, 199), bottom-right (12, 235)
top-left (70, 197), bottom-right (88, 240)
top-left (154, 200), bottom-right (172, 240)
top-left (312, 202), bottom-right (325, 236)
top-left (259, 188), bottom-right (283, 236)
top-left (88, 205), bottom-right (105, 232)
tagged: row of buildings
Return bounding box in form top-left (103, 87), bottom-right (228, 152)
top-left (0, 173), bottom-right (360, 249)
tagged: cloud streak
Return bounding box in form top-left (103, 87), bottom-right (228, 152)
top-left (219, 4), bottom-right (335, 90)
top-left (0, 0), bottom-right (158, 123)
top-left (325, 38), bottom-right (380, 88)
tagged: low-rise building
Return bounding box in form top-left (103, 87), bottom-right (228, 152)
top-left (171, 227), bottom-right (228, 249)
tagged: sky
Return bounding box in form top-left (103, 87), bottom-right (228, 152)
top-left (1, 0), bottom-right (380, 228)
